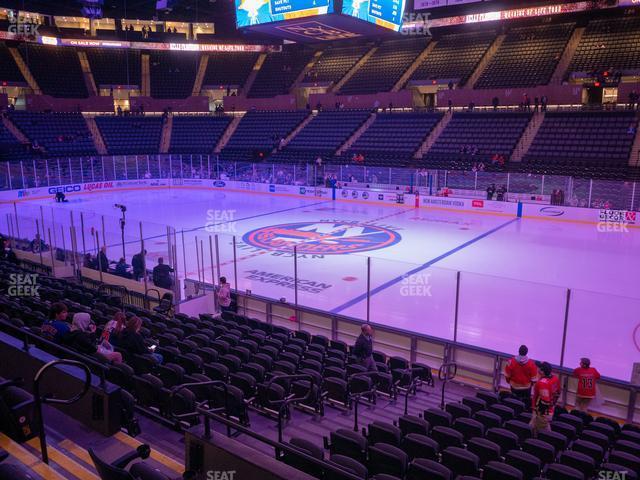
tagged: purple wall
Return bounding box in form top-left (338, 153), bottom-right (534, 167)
top-left (130, 96), bottom-right (210, 113)
top-left (310, 91), bottom-right (413, 109)
top-left (221, 91), bottom-right (412, 112)
top-left (437, 85), bottom-right (584, 107)
top-left (25, 94), bottom-right (115, 112)
top-left (222, 94), bottom-right (298, 112)
top-left (617, 82), bottom-right (640, 103)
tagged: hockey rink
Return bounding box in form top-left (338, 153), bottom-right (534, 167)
top-left (7, 187), bottom-right (640, 381)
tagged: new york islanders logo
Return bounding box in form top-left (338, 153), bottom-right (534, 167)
top-left (243, 222), bottom-right (401, 255)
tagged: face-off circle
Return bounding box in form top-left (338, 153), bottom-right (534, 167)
top-left (243, 221), bottom-right (401, 255)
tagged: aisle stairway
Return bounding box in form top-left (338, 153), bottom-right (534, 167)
top-left (8, 47), bottom-right (42, 94)
top-left (0, 406), bottom-right (185, 479)
top-left (77, 51), bottom-right (98, 97)
top-left (467, 35), bottom-right (505, 89)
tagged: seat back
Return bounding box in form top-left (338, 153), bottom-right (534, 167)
top-left (89, 448), bottom-right (135, 480)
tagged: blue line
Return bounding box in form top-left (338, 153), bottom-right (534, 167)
top-left (330, 217), bottom-right (520, 314)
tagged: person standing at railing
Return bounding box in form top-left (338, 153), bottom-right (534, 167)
top-left (152, 257), bottom-right (174, 289)
top-left (98, 246), bottom-right (109, 273)
top-left (573, 358), bottom-right (600, 412)
top-left (531, 362), bottom-right (561, 435)
top-left (505, 345), bottom-right (538, 410)
top-left (216, 276), bottom-right (233, 313)
top-left (354, 324), bottom-right (377, 372)
top-left (132, 249), bottom-right (146, 281)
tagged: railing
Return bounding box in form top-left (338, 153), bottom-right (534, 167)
top-left (181, 400), bottom-right (364, 480)
top-left (1, 154), bottom-right (639, 211)
top-left (349, 371), bottom-right (379, 432)
top-left (33, 359), bottom-right (91, 464)
top-left (264, 373), bottom-right (315, 443)
top-left (229, 288), bottom-right (640, 424)
top-left (0, 318), bottom-right (110, 388)
top-left (438, 362), bottom-right (457, 409)
top-left (170, 380), bottom-right (231, 437)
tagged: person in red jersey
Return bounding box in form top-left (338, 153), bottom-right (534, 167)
top-left (505, 345), bottom-right (538, 409)
top-left (573, 358), bottom-right (601, 412)
top-left (531, 362), bottom-right (561, 435)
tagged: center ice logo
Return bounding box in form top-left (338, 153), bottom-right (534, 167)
top-left (243, 221), bottom-right (401, 255)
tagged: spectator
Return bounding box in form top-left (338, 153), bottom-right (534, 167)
top-left (0, 239), bottom-right (18, 264)
top-left (354, 324), bottom-right (376, 372)
top-left (41, 303), bottom-right (71, 342)
top-left (83, 253), bottom-right (96, 269)
top-left (101, 311), bottom-right (126, 347)
top-left (541, 95), bottom-right (548, 112)
top-left (66, 313), bottom-right (122, 364)
top-left (115, 257), bottom-right (129, 278)
top-left (315, 156), bottom-right (322, 167)
top-left (531, 362), bottom-right (561, 435)
top-left (30, 233), bottom-right (46, 253)
top-left (216, 276), bottom-right (233, 313)
top-left (119, 316), bottom-right (162, 364)
top-left (534, 97), bottom-right (539, 112)
top-left (504, 345), bottom-right (538, 407)
top-left (492, 96), bottom-right (499, 111)
top-left (152, 257), bottom-right (174, 289)
top-left (496, 185), bottom-right (507, 202)
top-left (132, 249), bottom-right (146, 281)
top-left (573, 358), bottom-right (600, 412)
top-left (486, 184), bottom-right (496, 200)
top-left (97, 246), bottom-right (109, 272)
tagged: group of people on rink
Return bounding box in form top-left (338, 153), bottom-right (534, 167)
top-left (353, 326), bottom-right (601, 436)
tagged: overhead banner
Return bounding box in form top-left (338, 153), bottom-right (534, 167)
top-left (0, 30), bottom-right (279, 52)
top-left (413, 1), bottom-right (609, 21)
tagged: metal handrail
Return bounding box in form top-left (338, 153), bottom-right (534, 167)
top-left (189, 402), bottom-right (363, 480)
top-left (0, 319), bottom-right (109, 388)
top-left (264, 373), bottom-right (315, 443)
top-left (170, 380), bottom-right (232, 437)
top-left (347, 371), bottom-right (379, 432)
top-left (33, 359), bottom-right (91, 464)
top-left (145, 288), bottom-right (162, 307)
top-left (438, 362), bottom-right (457, 409)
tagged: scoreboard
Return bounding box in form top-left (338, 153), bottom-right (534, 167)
top-left (342, 0), bottom-right (407, 31)
top-left (235, 0), bottom-right (410, 41)
top-left (235, 0), bottom-right (334, 27)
